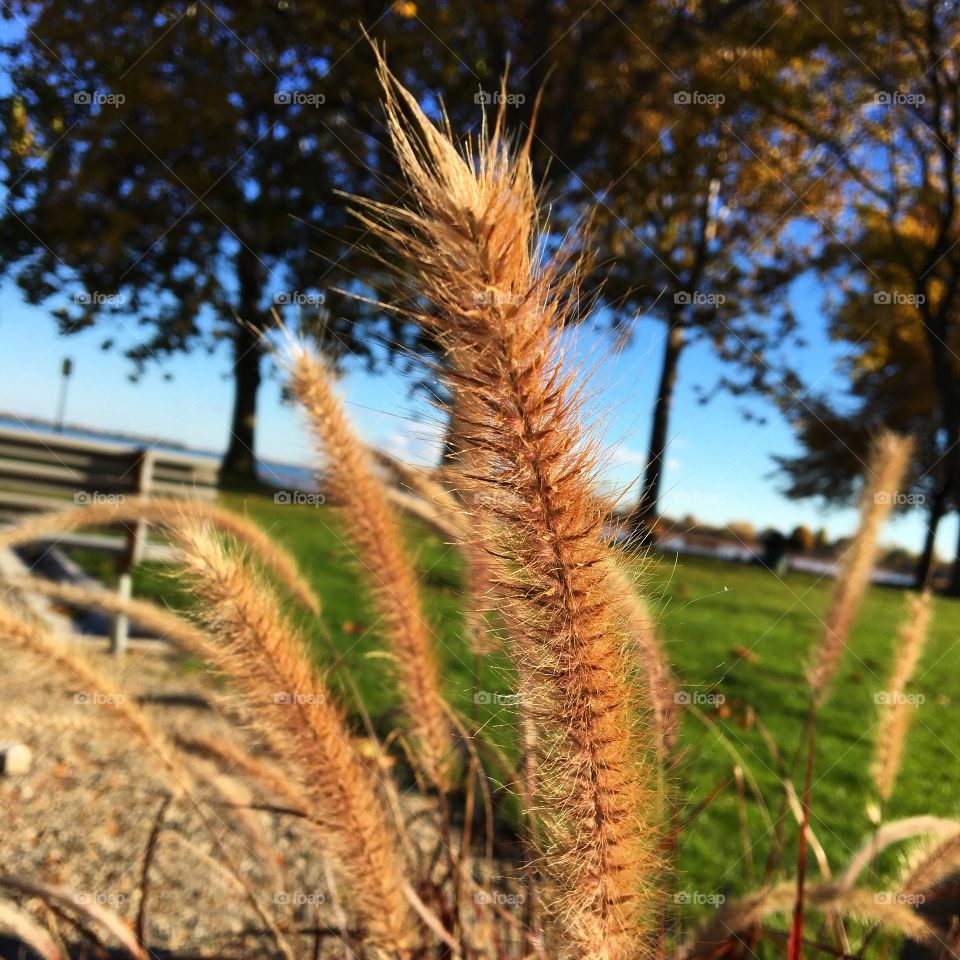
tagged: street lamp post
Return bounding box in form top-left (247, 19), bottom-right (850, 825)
top-left (55, 357), bottom-right (73, 432)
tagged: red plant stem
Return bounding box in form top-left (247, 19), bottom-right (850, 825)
top-left (789, 711), bottom-right (818, 960)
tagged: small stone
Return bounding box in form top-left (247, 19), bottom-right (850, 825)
top-left (0, 742), bottom-right (32, 776)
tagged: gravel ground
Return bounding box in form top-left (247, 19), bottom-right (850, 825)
top-left (0, 635), bottom-right (385, 959)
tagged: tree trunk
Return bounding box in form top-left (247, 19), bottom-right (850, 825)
top-left (629, 320), bottom-right (686, 542)
top-left (222, 322), bottom-right (263, 480)
top-left (919, 296), bottom-right (960, 594)
top-left (949, 512), bottom-right (960, 597)
top-left (915, 476), bottom-right (949, 589)
top-left (221, 246), bottom-right (264, 481)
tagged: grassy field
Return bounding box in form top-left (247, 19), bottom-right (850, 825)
top-left (70, 491), bottom-right (960, 930)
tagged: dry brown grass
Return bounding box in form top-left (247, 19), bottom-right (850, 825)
top-left (808, 430), bottom-right (914, 701)
top-left (287, 345), bottom-right (453, 787)
top-left (872, 591), bottom-right (932, 801)
top-left (0, 495), bottom-right (320, 615)
top-left (172, 518), bottom-right (417, 951)
top-left (352, 54), bottom-right (660, 960)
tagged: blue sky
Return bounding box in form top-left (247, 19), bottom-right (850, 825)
top-left (0, 275), bottom-right (948, 559)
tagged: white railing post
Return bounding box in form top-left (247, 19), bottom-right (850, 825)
top-left (109, 449), bottom-right (154, 654)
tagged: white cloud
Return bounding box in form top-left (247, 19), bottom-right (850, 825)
top-left (381, 419), bottom-right (445, 466)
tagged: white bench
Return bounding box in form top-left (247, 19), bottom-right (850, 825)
top-left (0, 425), bottom-right (218, 652)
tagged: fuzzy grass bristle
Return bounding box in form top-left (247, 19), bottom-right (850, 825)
top-left (873, 591), bottom-right (932, 801)
top-left (285, 343), bottom-right (453, 787)
top-left (0, 496), bottom-right (320, 615)
top-left (808, 430), bottom-right (914, 701)
top-left (352, 55), bottom-right (661, 960)
top-left (171, 518), bottom-right (417, 951)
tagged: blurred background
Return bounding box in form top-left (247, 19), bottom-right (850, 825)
top-left (0, 0), bottom-right (954, 589)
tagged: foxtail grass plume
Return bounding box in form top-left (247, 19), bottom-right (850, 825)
top-left (172, 519), bottom-right (417, 951)
top-left (0, 496), bottom-right (320, 615)
top-left (0, 599), bottom-right (186, 785)
top-left (900, 827), bottom-right (960, 898)
top-left (873, 591), bottom-right (932, 801)
top-left (286, 345), bottom-right (453, 785)
top-left (808, 430), bottom-right (913, 701)
top-left (680, 881), bottom-right (939, 957)
top-left (354, 55), bottom-right (660, 959)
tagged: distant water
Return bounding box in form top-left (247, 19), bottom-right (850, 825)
top-left (0, 415), bottom-right (318, 492)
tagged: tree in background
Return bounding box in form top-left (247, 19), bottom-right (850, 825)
top-left (405, 0), bottom-right (814, 537)
top-left (775, 216), bottom-right (946, 588)
top-left (1, 0), bottom-right (875, 541)
top-left (0, 1), bottom-right (429, 478)
top-left (790, 525), bottom-right (815, 553)
top-left (593, 92), bottom-right (813, 540)
top-left (770, 0), bottom-right (960, 590)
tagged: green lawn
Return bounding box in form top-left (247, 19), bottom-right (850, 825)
top-left (70, 492), bottom-right (960, 939)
